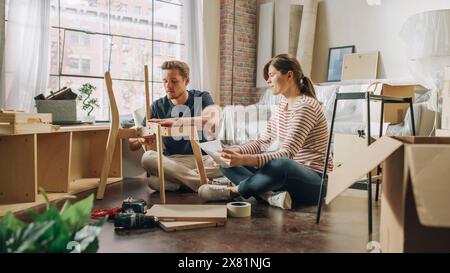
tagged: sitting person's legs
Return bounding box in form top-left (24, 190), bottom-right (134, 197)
top-left (237, 158), bottom-right (322, 206)
top-left (200, 158), bottom-right (322, 208)
top-left (141, 151), bottom-right (221, 192)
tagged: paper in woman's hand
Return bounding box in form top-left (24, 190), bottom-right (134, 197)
top-left (199, 140), bottom-right (230, 168)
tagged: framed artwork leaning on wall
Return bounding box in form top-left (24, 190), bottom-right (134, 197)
top-left (327, 45), bottom-right (355, 82)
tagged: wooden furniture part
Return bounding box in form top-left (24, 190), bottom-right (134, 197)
top-left (147, 204), bottom-right (227, 222)
top-left (158, 221), bottom-right (225, 232)
top-left (0, 111), bottom-right (53, 135)
top-left (341, 51), bottom-right (379, 81)
top-left (96, 69), bottom-right (208, 203)
top-left (0, 125), bottom-right (122, 215)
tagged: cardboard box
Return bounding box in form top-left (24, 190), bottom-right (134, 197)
top-left (333, 133), bottom-right (377, 179)
top-left (441, 67), bottom-right (450, 130)
top-left (326, 136), bottom-right (450, 252)
top-left (368, 84), bottom-right (416, 125)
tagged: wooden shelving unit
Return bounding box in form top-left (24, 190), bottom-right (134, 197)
top-left (0, 125), bottom-right (122, 216)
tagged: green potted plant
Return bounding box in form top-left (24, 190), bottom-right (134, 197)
top-left (78, 83), bottom-right (99, 123)
top-left (0, 188), bottom-right (104, 253)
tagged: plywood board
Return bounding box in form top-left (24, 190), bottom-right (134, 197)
top-left (342, 51), bottom-right (379, 81)
top-left (147, 204), bottom-right (227, 222)
top-left (0, 178), bottom-right (122, 216)
top-left (256, 2), bottom-right (274, 88)
top-left (0, 123), bottom-right (53, 135)
top-left (37, 132), bottom-right (71, 192)
top-left (0, 134), bottom-right (37, 204)
top-left (89, 130), bottom-right (122, 178)
top-left (159, 221), bottom-right (225, 232)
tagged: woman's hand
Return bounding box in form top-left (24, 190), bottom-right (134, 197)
top-left (220, 149), bottom-right (245, 167)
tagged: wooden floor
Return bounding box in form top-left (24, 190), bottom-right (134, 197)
top-left (88, 178), bottom-right (380, 253)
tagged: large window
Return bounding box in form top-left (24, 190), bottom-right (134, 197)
top-left (47, 0), bottom-right (186, 120)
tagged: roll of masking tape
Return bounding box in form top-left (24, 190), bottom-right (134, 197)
top-left (227, 202), bottom-right (251, 218)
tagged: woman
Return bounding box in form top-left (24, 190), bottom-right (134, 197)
top-left (198, 54), bottom-right (333, 209)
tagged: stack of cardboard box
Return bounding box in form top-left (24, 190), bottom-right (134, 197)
top-left (326, 136), bottom-right (450, 253)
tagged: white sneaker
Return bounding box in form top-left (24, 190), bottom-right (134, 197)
top-left (198, 184), bottom-right (231, 201)
top-left (147, 176), bottom-right (180, 192)
top-left (267, 191), bottom-right (292, 210)
top-left (209, 177), bottom-right (233, 187)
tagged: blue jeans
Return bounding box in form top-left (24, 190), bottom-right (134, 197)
top-left (220, 158), bottom-right (322, 206)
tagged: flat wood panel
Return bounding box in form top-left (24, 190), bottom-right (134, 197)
top-left (37, 132), bottom-right (71, 192)
top-left (0, 134), bottom-right (37, 203)
top-left (159, 221), bottom-right (225, 232)
top-left (0, 124), bottom-right (53, 135)
top-left (147, 204), bottom-right (227, 222)
top-left (0, 112), bottom-right (52, 124)
top-left (69, 178), bottom-right (122, 195)
top-left (89, 130), bottom-right (122, 178)
top-left (69, 131), bottom-right (93, 181)
top-left (0, 178), bottom-right (122, 216)
top-left (342, 52), bottom-right (379, 81)
top-left (256, 2), bottom-right (274, 88)
top-left (58, 125), bottom-right (110, 132)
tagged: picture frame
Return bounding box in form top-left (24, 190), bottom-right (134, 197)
top-left (326, 45), bottom-right (355, 82)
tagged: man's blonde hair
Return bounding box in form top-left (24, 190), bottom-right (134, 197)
top-left (161, 60), bottom-right (190, 78)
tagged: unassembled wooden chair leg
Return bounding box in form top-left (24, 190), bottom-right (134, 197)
top-left (97, 71), bottom-right (119, 199)
top-left (154, 124), bottom-right (166, 204)
top-left (190, 139), bottom-right (208, 185)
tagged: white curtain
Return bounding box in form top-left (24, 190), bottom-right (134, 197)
top-left (0, 0), bottom-right (51, 112)
top-left (184, 0), bottom-right (220, 102)
top-left (185, 0), bottom-right (208, 91)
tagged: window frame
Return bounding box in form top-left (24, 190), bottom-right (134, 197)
top-left (50, 0), bottom-right (185, 122)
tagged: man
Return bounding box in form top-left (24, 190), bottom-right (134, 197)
top-left (129, 60), bottom-right (222, 192)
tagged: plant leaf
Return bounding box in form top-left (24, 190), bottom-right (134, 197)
top-left (60, 194), bottom-right (94, 233)
top-left (8, 221), bottom-right (54, 253)
top-left (74, 224), bottom-right (103, 253)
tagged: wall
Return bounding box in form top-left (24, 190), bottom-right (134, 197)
top-left (220, 0), bottom-right (258, 106)
top-left (311, 0), bottom-right (450, 83)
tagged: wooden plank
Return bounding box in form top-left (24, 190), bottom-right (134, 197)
top-left (0, 123), bottom-right (53, 135)
top-left (69, 131), bottom-right (92, 181)
top-left (144, 65), bottom-right (151, 121)
top-left (0, 178), bottom-right (122, 216)
top-left (0, 134), bottom-right (37, 204)
top-left (342, 51), bottom-right (379, 81)
top-left (147, 204), bottom-right (227, 222)
top-left (58, 125), bottom-right (110, 132)
top-left (97, 72), bottom-right (120, 199)
top-left (159, 221), bottom-right (225, 232)
top-left (155, 123), bottom-right (166, 204)
top-left (89, 130), bottom-right (121, 178)
top-left (190, 138), bottom-right (208, 185)
top-left (37, 132), bottom-right (71, 192)
top-left (69, 177), bottom-right (122, 195)
top-left (0, 113), bottom-right (51, 124)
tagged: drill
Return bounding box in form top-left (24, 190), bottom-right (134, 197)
top-left (114, 197), bottom-right (158, 229)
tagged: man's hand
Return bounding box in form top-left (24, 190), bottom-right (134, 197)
top-left (128, 135), bottom-right (156, 151)
top-left (149, 118), bottom-right (180, 127)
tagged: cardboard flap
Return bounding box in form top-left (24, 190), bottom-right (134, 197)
top-left (326, 136), bottom-right (404, 204)
top-left (406, 145), bottom-right (450, 228)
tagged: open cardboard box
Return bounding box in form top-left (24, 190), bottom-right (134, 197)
top-left (333, 133), bottom-right (378, 179)
top-left (326, 136), bottom-right (450, 252)
top-left (365, 83), bottom-right (416, 125)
